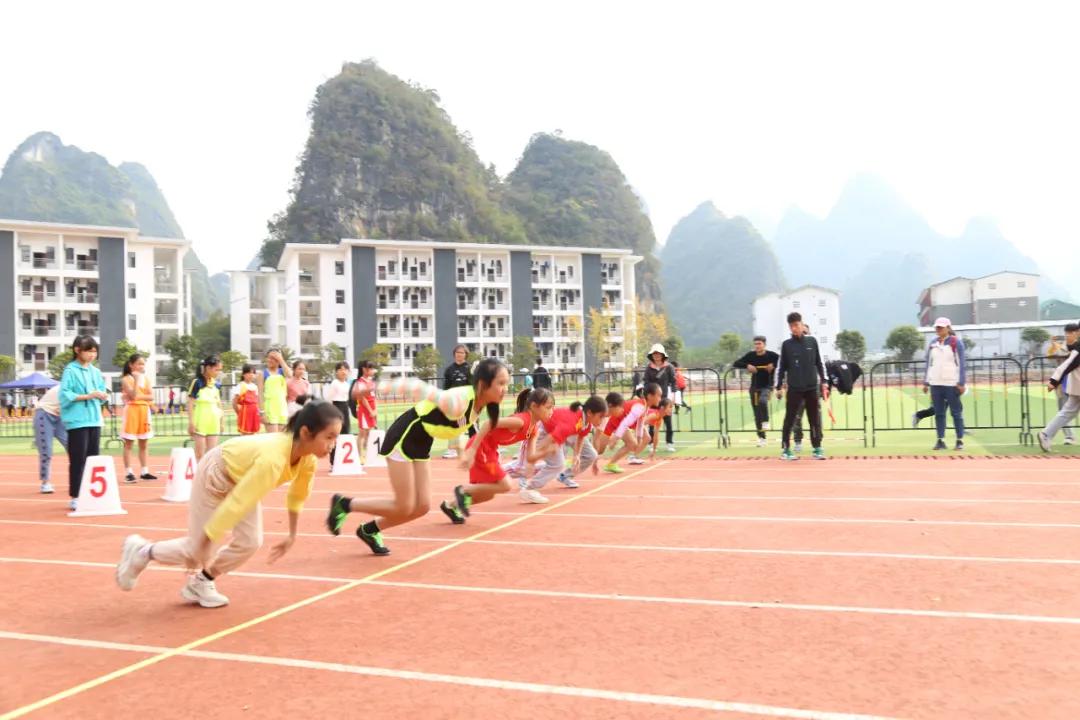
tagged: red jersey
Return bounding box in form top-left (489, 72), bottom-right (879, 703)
top-left (603, 398), bottom-right (645, 436)
top-left (468, 411), bottom-right (535, 484)
top-left (543, 407), bottom-right (592, 444)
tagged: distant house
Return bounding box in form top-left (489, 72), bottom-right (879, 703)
top-left (752, 285), bottom-right (841, 361)
top-left (917, 271), bottom-right (1039, 326)
top-left (1041, 298), bottom-right (1080, 322)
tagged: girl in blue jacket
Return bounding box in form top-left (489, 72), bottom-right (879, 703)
top-left (59, 335), bottom-right (109, 511)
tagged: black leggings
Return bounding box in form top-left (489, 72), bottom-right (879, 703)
top-left (68, 426), bottom-right (101, 498)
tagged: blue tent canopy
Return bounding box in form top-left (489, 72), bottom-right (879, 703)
top-left (0, 372), bottom-right (59, 390)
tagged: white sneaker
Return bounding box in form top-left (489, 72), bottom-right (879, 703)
top-left (628, 456), bottom-right (645, 465)
top-left (40, 482), bottom-right (54, 494)
top-left (441, 449), bottom-right (458, 459)
top-left (1037, 431), bottom-right (1052, 453)
top-left (519, 488), bottom-right (549, 504)
top-left (911, 413), bottom-right (919, 429)
top-left (665, 443), bottom-right (676, 453)
top-left (1065, 437), bottom-right (1076, 446)
top-left (756, 438), bottom-right (766, 448)
top-left (181, 573), bottom-right (230, 608)
top-left (116, 534), bottom-right (151, 591)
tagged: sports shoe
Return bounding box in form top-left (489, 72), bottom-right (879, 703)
top-left (519, 488), bottom-right (549, 504)
top-left (517, 476), bottom-right (529, 490)
top-left (556, 472), bottom-right (579, 488)
top-left (666, 443), bottom-right (676, 453)
top-left (780, 448), bottom-right (798, 461)
top-left (628, 456), bottom-right (645, 465)
top-left (1065, 436), bottom-right (1076, 446)
top-left (756, 438), bottom-right (766, 448)
top-left (441, 449), bottom-right (458, 459)
top-left (1038, 431), bottom-right (1051, 452)
top-left (357, 524), bottom-right (391, 555)
top-left (68, 499), bottom-right (77, 511)
top-left (911, 413), bottom-right (920, 429)
top-left (116, 534), bottom-right (150, 591)
top-left (812, 447), bottom-right (827, 461)
top-left (602, 463), bottom-right (624, 474)
top-left (933, 439), bottom-right (947, 451)
top-left (124, 470), bottom-right (137, 484)
top-left (326, 494), bottom-right (350, 536)
top-left (954, 440), bottom-right (965, 451)
top-left (181, 573), bottom-right (229, 608)
top-left (140, 471), bottom-right (158, 480)
top-left (440, 500), bottom-right (465, 525)
top-left (793, 442), bottom-right (803, 454)
top-left (453, 485), bottom-right (472, 517)
top-left (40, 482), bottom-right (54, 494)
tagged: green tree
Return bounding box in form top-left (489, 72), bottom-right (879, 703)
top-left (1020, 327), bottom-right (1051, 355)
top-left (192, 312), bottom-right (231, 356)
top-left (716, 333), bottom-right (746, 367)
top-left (48, 350), bottom-right (76, 380)
top-left (0, 355), bottom-right (15, 381)
top-left (219, 350), bottom-right (248, 375)
top-left (586, 307), bottom-right (614, 371)
top-left (885, 325), bottom-right (925, 361)
top-left (962, 336), bottom-right (977, 353)
top-left (412, 346), bottom-right (443, 379)
top-left (834, 330), bottom-right (867, 363)
top-left (308, 343), bottom-right (346, 379)
top-left (662, 335), bottom-right (684, 362)
top-left (164, 334), bottom-right (201, 385)
top-left (112, 338), bottom-right (151, 371)
top-left (506, 335), bottom-right (539, 374)
top-left (358, 344), bottom-right (392, 368)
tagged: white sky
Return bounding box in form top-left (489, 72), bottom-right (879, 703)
top-left (2, 1), bottom-right (1078, 286)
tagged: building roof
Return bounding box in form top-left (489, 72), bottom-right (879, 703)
top-left (917, 318), bottom-right (1070, 332)
top-left (784, 284), bottom-right (841, 296)
top-left (0, 217), bottom-right (140, 236)
top-left (974, 270), bottom-right (1041, 280)
top-left (341, 238), bottom-right (639, 257)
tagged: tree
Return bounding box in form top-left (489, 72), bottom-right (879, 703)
top-left (48, 350), bottom-right (75, 380)
top-left (1021, 327), bottom-right (1051, 355)
top-left (625, 300), bottom-right (670, 366)
top-left (0, 355), bottom-right (15, 381)
top-left (716, 333), bottom-right (746, 367)
top-left (585, 307), bottom-right (615, 370)
top-left (506, 335), bottom-right (539, 374)
top-left (834, 330), bottom-right (867, 363)
top-left (961, 336), bottom-right (977, 352)
top-left (412, 346), bottom-right (443, 379)
top-left (662, 335), bottom-right (684, 362)
top-left (164, 334), bottom-right (202, 385)
top-left (885, 325), bottom-right (925, 361)
top-left (112, 338), bottom-right (151, 371)
top-left (358, 343), bottom-right (392, 368)
top-left (219, 350), bottom-right (248, 375)
top-left (192, 312), bottom-right (231, 356)
top-left (308, 343), bottom-right (345, 379)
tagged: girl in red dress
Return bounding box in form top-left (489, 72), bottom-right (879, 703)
top-left (233, 365), bottom-right (262, 435)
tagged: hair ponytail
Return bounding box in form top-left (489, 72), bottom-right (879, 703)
top-left (570, 395), bottom-right (606, 415)
top-left (285, 399), bottom-right (343, 438)
top-left (472, 357), bottom-right (507, 427)
top-left (122, 353), bottom-right (144, 377)
top-left (516, 387), bottom-right (553, 413)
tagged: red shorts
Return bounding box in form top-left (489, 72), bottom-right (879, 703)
top-left (357, 406), bottom-right (376, 430)
top-left (468, 437), bottom-right (505, 484)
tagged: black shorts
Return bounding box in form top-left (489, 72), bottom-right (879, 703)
top-left (332, 401), bottom-right (351, 436)
top-left (379, 408), bottom-right (434, 461)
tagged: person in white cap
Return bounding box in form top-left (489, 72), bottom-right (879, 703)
top-left (924, 317), bottom-right (966, 451)
top-left (642, 343), bottom-right (677, 452)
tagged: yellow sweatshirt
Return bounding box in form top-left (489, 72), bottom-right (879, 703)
top-left (204, 432), bottom-right (317, 542)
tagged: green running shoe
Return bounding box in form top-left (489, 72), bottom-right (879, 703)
top-left (603, 463), bottom-right (624, 474)
top-left (440, 500), bottom-right (466, 525)
top-left (812, 447), bottom-right (827, 461)
top-left (454, 485), bottom-right (473, 517)
top-left (780, 448), bottom-right (798, 461)
top-left (357, 524), bottom-right (390, 555)
top-left (326, 494), bottom-right (350, 536)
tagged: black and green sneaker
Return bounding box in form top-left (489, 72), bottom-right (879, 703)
top-left (326, 494), bottom-right (350, 536)
top-left (453, 485), bottom-right (473, 518)
top-left (440, 500), bottom-right (466, 525)
top-left (357, 523), bottom-right (391, 555)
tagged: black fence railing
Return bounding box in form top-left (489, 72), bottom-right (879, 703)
top-left (2, 357), bottom-right (1076, 450)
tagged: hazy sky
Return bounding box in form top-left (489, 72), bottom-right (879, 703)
top-left (2, 1), bottom-right (1078, 286)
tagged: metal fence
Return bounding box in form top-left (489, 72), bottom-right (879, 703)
top-left (721, 368), bottom-right (868, 448)
top-left (1024, 356), bottom-right (1079, 444)
top-left (593, 368), bottom-right (724, 446)
top-left (867, 357), bottom-right (1027, 446)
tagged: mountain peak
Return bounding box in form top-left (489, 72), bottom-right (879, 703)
top-left (13, 131), bottom-right (63, 164)
top-left (826, 172), bottom-right (924, 228)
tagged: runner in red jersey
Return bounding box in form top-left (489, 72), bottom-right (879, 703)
top-left (519, 395), bottom-right (608, 504)
top-left (440, 388), bottom-right (555, 523)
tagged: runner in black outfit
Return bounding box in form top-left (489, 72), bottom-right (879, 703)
top-left (732, 336), bottom-right (780, 446)
top-left (775, 312), bottom-right (828, 461)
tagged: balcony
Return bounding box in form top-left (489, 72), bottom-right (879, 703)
top-left (458, 302), bottom-right (480, 312)
top-left (22, 324), bottom-right (58, 337)
top-left (406, 328), bottom-right (433, 339)
top-left (66, 259), bottom-right (98, 271)
top-left (404, 300), bottom-right (433, 311)
top-left (21, 290), bottom-right (60, 303)
top-left (298, 281), bottom-right (320, 296)
top-left (378, 329), bottom-right (402, 340)
top-left (457, 270), bottom-right (479, 283)
top-left (65, 291), bottom-right (98, 304)
top-left (405, 269), bottom-right (431, 282)
top-left (155, 280), bottom-right (179, 294)
top-left (534, 327), bottom-right (556, 338)
top-left (32, 258), bottom-right (59, 270)
top-left (484, 328), bottom-right (511, 339)
top-left (156, 314), bottom-right (179, 325)
top-left (299, 313), bottom-right (321, 326)
top-left (300, 344), bottom-right (322, 356)
top-left (69, 325), bottom-right (99, 336)
top-left (484, 302), bottom-right (510, 312)
top-left (250, 297), bottom-right (268, 310)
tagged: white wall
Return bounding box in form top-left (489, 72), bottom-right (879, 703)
top-left (973, 273), bottom-right (1039, 301)
top-left (753, 288), bottom-right (840, 360)
top-left (932, 278), bottom-right (973, 305)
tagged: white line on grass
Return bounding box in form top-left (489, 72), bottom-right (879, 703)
top-left (0, 630), bottom-right (898, 720)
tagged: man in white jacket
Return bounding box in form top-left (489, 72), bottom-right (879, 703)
top-left (1038, 321), bottom-right (1080, 452)
top-left (923, 317), bottom-right (967, 451)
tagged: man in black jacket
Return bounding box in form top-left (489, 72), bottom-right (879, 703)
top-left (775, 312), bottom-right (828, 461)
top-left (732, 336), bottom-right (780, 446)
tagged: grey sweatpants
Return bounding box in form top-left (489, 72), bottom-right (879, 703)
top-left (515, 426), bottom-right (598, 490)
top-left (1044, 395), bottom-right (1080, 442)
top-left (34, 410), bottom-right (68, 483)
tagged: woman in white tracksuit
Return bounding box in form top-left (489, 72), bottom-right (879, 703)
top-left (1039, 322), bottom-right (1080, 452)
top-left (923, 317), bottom-right (966, 451)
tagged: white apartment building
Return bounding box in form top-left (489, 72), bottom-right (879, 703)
top-left (752, 285), bottom-right (842, 361)
top-left (229, 239), bottom-right (641, 375)
top-left (1, 218), bottom-right (191, 383)
top-left (917, 271), bottom-right (1040, 326)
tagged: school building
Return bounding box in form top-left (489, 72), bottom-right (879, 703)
top-left (752, 285), bottom-right (842, 361)
top-left (228, 239), bottom-right (642, 376)
top-left (0, 218), bottom-right (192, 383)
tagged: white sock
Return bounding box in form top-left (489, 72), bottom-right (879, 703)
top-left (138, 544), bottom-right (153, 561)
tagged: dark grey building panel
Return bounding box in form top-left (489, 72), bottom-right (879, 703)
top-left (976, 297), bottom-right (1039, 324)
top-left (351, 246), bottom-right (378, 359)
top-left (581, 254), bottom-right (603, 376)
top-left (97, 237), bottom-right (126, 371)
top-left (509, 251), bottom-right (533, 342)
top-left (433, 248), bottom-right (458, 367)
top-left (928, 303), bottom-right (974, 326)
top-left (0, 231), bottom-right (14, 358)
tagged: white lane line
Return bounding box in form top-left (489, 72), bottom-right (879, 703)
top-left (499, 511), bottom-right (1080, 529)
top-left (593, 494), bottom-right (1080, 505)
top-left (0, 557), bottom-right (355, 584)
top-left (0, 630), bottom-right (897, 720)
top-left (621, 478), bottom-right (1080, 486)
top-left (366, 579), bottom-right (1080, 626)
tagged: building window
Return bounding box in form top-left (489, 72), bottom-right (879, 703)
top-left (20, 246), bottom-right (30, 263)
top-left (819, 317), bottom-right (827, 325)
top-left (335, 290), bottom-right (345, 304)
top-left (128, 252), bottom-right (136, 268)
top-left (1018, 300), bottom-right (1027, 307)
top-left (1017, 281), bottom-right (1026, 288)
top-left (128, 314), bottom-right (137, 330)
top-left (336, 318), bottom-right (346, 332)
top-left (989, 301), bottom-right (998, 309)
top-left (820, 336), bottom-right (829, 344)
top-left (988, 282), bottom-right (997, 290)
top-left (335, 261), bottom-right (345, 276)
top-left (818, 299), bottom-right (826, 307)
top-left (792, 301), bottom-right (801, 309)
top-left (128, 283), bottom-right (136, 299)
